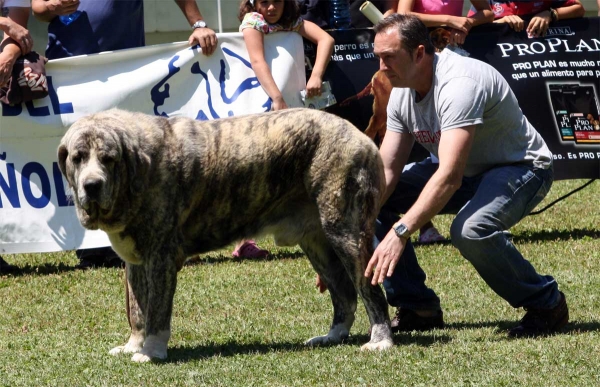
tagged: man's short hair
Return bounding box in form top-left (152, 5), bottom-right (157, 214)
top-left (374, 14), bottom-right (435, 56)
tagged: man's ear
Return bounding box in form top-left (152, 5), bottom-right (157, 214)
top-left (415, 45), bottom-right (426, 63)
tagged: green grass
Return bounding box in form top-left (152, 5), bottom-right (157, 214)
top-left (1, 179), bottom-right (600, 386)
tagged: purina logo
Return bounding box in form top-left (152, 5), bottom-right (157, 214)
top-left (546, 26), bottom-right (575, 37)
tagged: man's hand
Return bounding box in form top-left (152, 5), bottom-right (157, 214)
top-left (188, 27), bottom-right (217, 56)
top-left (365, 229), bottom-right (407, 285)
top-left (2, 22), bottom-right (33, 54)
top-left (44, 0), bottom-right (81, 16)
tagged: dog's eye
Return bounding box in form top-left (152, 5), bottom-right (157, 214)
top-left (101, 155), bottom-right (115, 165)
top-left (72, 155), bottom-right (82, 165)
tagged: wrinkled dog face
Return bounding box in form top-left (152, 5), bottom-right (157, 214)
top-left (58, 124), bottom-right (123, 231)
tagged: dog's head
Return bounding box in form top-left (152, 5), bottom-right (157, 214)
top-left (58, 109), bottom-right (151, 232)
top-left (429, 28), bottom-right (451, 52)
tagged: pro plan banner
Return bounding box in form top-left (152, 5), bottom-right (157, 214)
top-left (463, 18), bottom-right (600, 180)
top-left (0, 32), bottom-right (306, 254)
top-left (307, 19), bottom-right (600, 179)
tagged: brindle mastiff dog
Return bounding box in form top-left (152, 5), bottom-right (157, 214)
top-left (58, 108), bottom-right (393, 362)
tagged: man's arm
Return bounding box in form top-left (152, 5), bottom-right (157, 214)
top-left (173, 0), bottom-right (217, 56)
top-left (468, 0), bottom-right (494, 27)
top-left (379, 130), bottom-right (415, 204)
top-left (365, 125), bottom-right (475, 285)
top-left (0, 6), bottom-right (32, 53)
top-left (0, 7), bottom-right (31, 86)
top-left (399, 126), bottom-right (474, 238)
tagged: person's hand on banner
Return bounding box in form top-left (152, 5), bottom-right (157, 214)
top-left (493, 15), bottom-right (525, 32)
top-left (189, 27), bottom-right (218, 56)
top-left (527, 11), bottom-right (551, 38)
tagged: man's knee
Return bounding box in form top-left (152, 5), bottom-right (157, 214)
top-left (449, 214), bottom-right (497, 256)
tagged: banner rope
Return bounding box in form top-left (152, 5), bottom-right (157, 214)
top-left (529, 179), bottom-right (597, 216)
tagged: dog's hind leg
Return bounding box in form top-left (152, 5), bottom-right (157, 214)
top-left (315, 166), bottom-right (393, 351)
top-left (109, 263), bottom-right (147, 357)
top-left (300, 230), bottom-right (358, 347)
top-left (324, 225), bottom-right (393, 351)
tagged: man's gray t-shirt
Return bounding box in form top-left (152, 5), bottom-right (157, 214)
top-left (387, 49), bottom-right (552, 177)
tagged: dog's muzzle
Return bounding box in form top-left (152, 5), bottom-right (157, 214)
top-left (78, 176), bottom-right (110, 213)
top-left (83, 178), bottom-right (103, 203)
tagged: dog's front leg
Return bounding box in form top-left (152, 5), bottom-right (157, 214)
top-left (109, 263), bottom-right (147, 357)
top-left (130, 255), bottom-right (178, 363)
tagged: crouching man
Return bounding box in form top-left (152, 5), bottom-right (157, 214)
top-left (366, 14), bottom-right (568, 337)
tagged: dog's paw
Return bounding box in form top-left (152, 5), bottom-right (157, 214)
top-left (130, 346), bottom-right (168, 363)
top-left (360, 323), bottom-right (393, 351)
top-left (109, 345), bottom-right (128, 356)
top-left (304, 334), bottom-right (340, 347)
top-left (127, 332), bottom-right (169, 362)
top-left (109, 334), bottom-right (144, 356)
top-left (360, 338), bottom-right (393, 351)
top-left (304, 325), bottom-right (349, 347)
top-left (109, 341), bottom-right (143, 356)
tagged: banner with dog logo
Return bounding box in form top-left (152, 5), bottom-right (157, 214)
top-left (0, 32), bottom-right (306, 254)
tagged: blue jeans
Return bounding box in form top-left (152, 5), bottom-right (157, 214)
top-left (378, 158), bottom-right (560, 311)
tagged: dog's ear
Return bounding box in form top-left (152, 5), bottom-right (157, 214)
top-left (57, 141), bottom-right (69, 178)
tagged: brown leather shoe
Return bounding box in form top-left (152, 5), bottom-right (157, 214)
top-left (391, 308), bottom-right (444, 333)
top-left (509, 292), bottom-right (569, 338)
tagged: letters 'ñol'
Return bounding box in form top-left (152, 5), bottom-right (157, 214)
top-left (0, 155), bottom-right (72, 209)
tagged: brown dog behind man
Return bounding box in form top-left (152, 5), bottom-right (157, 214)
top-left (58, 108), bottom-right (393, 362)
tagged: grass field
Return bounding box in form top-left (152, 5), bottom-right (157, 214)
top-left (1, 179), bottom-right (599, 386)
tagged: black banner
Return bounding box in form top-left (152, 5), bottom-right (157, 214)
top-left (306, 17), bottom-right (600, 180)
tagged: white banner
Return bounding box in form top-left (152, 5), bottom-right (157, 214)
top-left (0, 32), bottom-right (306, 254)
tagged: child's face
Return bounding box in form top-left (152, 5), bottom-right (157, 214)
top-left (255, 0), bottom-right (285, 24)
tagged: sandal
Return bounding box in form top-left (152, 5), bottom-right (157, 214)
top-left (232, 240), bottom-right (269, 258)
top-left (418, 227), bottom-right (447, 244)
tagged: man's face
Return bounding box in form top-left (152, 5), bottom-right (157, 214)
top-left (373, 30), bottom-right (417, 88)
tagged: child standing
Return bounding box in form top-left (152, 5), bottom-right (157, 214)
top-left (238, 0), bottom-right (334, 111)
top-left (231, 0), bottom-right (334, 259)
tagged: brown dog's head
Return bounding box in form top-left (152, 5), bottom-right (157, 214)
top-left (58, 109), bottom-right (151, 232)
top-left (429, 28), bottom-right (451, 52)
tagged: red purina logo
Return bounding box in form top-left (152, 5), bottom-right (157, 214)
top-left (18, 66), bottom-right (48, 93)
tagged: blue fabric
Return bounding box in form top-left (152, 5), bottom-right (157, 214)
top-left (378, 158), bottom-right (560, 310)
top-left (45, 0), bottom-right (145, 60)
